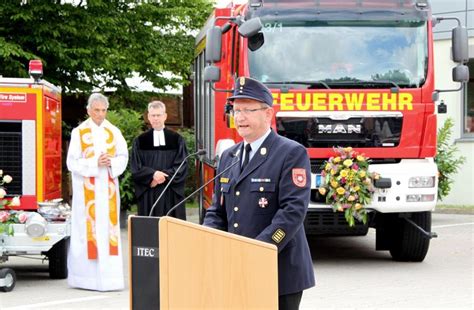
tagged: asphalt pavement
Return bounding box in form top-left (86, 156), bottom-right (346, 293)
top-left (0, 210), bottom-right (472, 309)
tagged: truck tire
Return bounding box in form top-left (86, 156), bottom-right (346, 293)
top-left (389, 212), bottom-right (431, 262)
top-left (0, 268), bottom-right (16, 292)
top-left (48, 237), bottom-right (69, 279)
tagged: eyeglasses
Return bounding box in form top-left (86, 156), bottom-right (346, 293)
top-left (230, 107), bottom-right (267, 116)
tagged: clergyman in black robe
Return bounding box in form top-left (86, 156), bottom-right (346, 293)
top-left (130, 101), bottom-right (188, 218)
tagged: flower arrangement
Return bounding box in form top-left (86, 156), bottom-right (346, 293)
top-left (318, 147), bottom-right (380, 227)
top-left (1, 169), bottom-right (22, 235)
top-left (0, 210), bottom-right (28, 236)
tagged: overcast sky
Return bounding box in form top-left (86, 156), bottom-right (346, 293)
top-left (215, 0), bottom-right (247, 8)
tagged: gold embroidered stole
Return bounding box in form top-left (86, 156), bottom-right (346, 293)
top-left (79, 124), bottom-right (119, 259)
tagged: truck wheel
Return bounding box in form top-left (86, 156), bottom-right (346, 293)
top-left (0, 268), bottom-right (16, 292)
top-left (389, 212), bottom-right (431, 262)
top-left (48, 237), bottom-right (69, 279)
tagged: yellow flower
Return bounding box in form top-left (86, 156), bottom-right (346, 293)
top-left (343, 159), bottom-right (353, 167)
top-left (333, 156), bottom-right (341, 163)
top-left (330, 169), bottom-right (336, 175)
top-left (373, 172), bottom-right (380, 180)
top-left (340, 169), bottom-right (349, 177)
top-left (325, 163), bottom-right (331, 171)
top-left (336, 187), bottom-right (345, 195)
top-left (354, 185), bottom-right (360, 192)
top-left (348, 195), bottom-right (355, 201)
top-left (330, 180), bottom-right (339, 188)
top-left (359, 170), bottom-right (366, 178)
top-left (344, 147), bottom-right (353, 153)
top-left (337, 206), bottom-right (343, 212)
top-left (356, 155), bottom-right (365, 162)
top-left (355, 203), bottom-right (362, 210)
top-left (318, 187), bottom-right (327, 195)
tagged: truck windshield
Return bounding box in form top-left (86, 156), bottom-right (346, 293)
top-left (248, 20), bottom-right (428, 88)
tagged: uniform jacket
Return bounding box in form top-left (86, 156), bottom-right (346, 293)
top-left (203, 130), bottom-right (315, 295)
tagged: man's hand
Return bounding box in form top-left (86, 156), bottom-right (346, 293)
top-left (150, 179), bottom-right (159, 188)
top-left (150, 170), bottom-right (168, 187)
top-left (98, 153), bottom-right (111, 167)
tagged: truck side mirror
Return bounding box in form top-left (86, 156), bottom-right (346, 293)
top-left (238, 17), bottom-right (262, 38)
top-left (205, 26), bottom-right (222, 63)
top-left (204, 65), bottom-right (221, 82)
top-left (452, 26), bottom-right (469, 63)
top-left (432, 17), bottom-right (470, 98)
top-left (248, 32), bottom-right (264, 51)
top-left (452, 64), bottom-right (470, 83)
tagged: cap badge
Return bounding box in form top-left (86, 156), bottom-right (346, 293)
top-left (239, 76), bottom-right (246, 86)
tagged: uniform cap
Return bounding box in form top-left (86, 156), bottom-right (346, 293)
top-left (227, 76), bottom-right (273, 107)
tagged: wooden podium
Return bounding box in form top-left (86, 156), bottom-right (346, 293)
top-left (129, 215), bottom-right (278, 309)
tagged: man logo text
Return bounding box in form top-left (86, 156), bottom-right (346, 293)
top-left (318, 124), bottom-right (362, 134)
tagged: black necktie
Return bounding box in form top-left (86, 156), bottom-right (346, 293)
top-left (241, 143), bottom-right (252, 172)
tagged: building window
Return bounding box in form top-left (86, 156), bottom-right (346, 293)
top-left (465, 58), bottom-right (474, 136)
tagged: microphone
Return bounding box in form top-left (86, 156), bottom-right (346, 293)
top-left (165, 150), bottom-right (241, 217)
top-left (148, 149), bottom-right (206, 216)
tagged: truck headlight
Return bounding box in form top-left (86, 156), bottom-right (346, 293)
top-left (408, 176), bottom-right (435, 188)
top-left (406, 194), bottom-right (436, 202)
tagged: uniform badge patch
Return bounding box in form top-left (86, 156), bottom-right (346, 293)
top-left (258, 197), bottom-right (268, 208)
top-left (220, 177), bottom-right (229, 184)
top-left (260, 147), bottom-right (267, 155)
top-left (272, 229), bottom-right (286, 243)
top-left (292, 168), bottom-right (306, 187)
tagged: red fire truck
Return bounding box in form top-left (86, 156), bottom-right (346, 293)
top-left (0, 60), bottom-right (70, 292)
top-left (193, 0), bottom-right (469, 262)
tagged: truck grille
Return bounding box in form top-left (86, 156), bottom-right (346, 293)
top-left (0, 122), bottom-right (22, 195)
top-left (277, 114), bottom-right (402, 148)
top-left (310, 158), bottom-right (401, 176)
top-left (304, 210), bottom-right (368, 235)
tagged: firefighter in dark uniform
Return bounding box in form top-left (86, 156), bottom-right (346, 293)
top-left (203, 77), bottom-right (315, 310)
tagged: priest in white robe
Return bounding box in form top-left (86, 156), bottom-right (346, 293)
top-left (66, 93), bottom-right (128, 291)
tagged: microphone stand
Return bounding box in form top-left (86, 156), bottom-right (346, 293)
top-left (165, 156), bottom-right (241, 217)
top-left (148, 149), bottom-right (206, 217)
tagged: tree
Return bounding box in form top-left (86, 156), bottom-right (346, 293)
top-left (435, 118), bottom-right (466, 201)
top-left (0, 0), bottom-right (212, 93)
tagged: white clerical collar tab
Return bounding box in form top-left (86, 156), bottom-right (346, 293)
top-left (153, 129), bottom-right (166, 146)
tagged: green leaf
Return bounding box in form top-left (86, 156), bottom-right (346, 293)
top-left (7, 223), bottom-right (14, 236)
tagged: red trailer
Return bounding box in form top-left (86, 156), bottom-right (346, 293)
top-left (0, 60), bottom-right (70, 292)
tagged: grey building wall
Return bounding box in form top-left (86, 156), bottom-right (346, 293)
top-left (431, 0), bottom-right (474, 40)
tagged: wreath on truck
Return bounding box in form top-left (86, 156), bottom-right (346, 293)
top-left (318, 147), bottom-right (380, 227)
